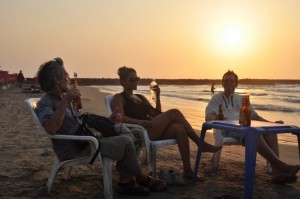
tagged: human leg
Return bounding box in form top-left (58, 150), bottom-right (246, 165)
top-left (262, 134), bottom-right (279, 157)
top-left (161, 123), bottom-right (203, 180)
top-left (256, 135), bottom-right (300, 175)
top-left (99, 135), bottom-right (142, 182)
top-left (149, 109), bottom-right (220, 152)
top-left (100, 136), bottom-right (153, 194)
top-left (161, 123), bottom-right (191, 173)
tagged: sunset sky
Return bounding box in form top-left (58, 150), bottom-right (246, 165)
top-left (1, 0), bottom-right (300, 79)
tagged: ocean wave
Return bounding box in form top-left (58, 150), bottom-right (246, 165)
top-left (253, 104), bottom-right (299, 113)
top-left (248, 92), bottom-right (269, 96)
top-left (284, 98), bottom-right (300, 104)
top-left (265, 88), bottom-right (300, 94)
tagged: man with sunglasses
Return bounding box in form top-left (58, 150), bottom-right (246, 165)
top-left (36, 58), bottom-right (167, 195)
top-left (205, 70), bottom-right (300, 184)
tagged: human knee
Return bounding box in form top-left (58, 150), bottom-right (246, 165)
top-left (116, 135), bottom-right (135, 149)
top-left (167, 109), bottom-right (184, 120)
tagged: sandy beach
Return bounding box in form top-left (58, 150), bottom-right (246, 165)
top-left (0, 85), bottom-right (300, 199)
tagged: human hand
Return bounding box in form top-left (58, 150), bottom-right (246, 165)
top-left (110, 106), bottom-right (123, 122)
top-left (156, 85), bottom-right (160, 96)
top-left (151, 85), bottom-right (160, 96)
top-left (205, 113), bottom-right (218, 121)
top-left (65, 88), bottom-right (81, 103)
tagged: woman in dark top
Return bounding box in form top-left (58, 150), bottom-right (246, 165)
top-left (111, 66), bottom-right (221, 180)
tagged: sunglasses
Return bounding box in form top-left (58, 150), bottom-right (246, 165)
top-left (223, 79), bottom-right (236, 83)
top-left (128, 77), bottom-right (140, 83)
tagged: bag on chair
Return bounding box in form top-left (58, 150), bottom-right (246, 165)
top-left (75, 114), bottom-right (119, 166)
top-left (82, 114), bottom-right (119, 137)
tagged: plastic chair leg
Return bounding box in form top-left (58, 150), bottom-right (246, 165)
top-left (47, 158), bottom-right (60, 193)
top-left (151, 151), bottom-right (157, 176)
top-left (146, 144), bottom-right (155, 176)
top-left (212, 129), bottom-right (224, 168)
top-left (102, 157), bottom-right (113, 199)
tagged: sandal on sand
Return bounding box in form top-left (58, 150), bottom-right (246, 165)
top-left (214, 194), bottom-right (236, 199)
top-left (138, 176), bottom-right (168, 191)
top-left (169, 170), bottom-right (185, 186)
top-left (159, 169), bottom-right (173, 185)
top-left (271, 174), bottom-right (297, 184)
top-left (118, 180), bottom-right (150, 195)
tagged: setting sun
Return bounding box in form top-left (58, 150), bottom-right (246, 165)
top-left (223, 27), bottom-right (242, 47)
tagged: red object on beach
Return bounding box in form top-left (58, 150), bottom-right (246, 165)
top-left (0, 70), bottom-right (9, 85)
top-left (9, 73), bottom-right (18, 84)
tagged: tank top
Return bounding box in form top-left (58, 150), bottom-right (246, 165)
top-left (121, 92), bottom-right (149, 120)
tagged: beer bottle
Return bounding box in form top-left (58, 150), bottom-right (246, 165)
top-left (240, 95), bottom-right (251, 126)
top-left (72, 78), bottom-right (82, 110)
top-left (239, 95), bottom-right (246, 124)
top-left (218, 104), bottom-right (224, 120)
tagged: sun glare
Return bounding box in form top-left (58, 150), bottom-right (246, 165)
top-left (223, 27), bottom-right (242, 47)
top-left (208, 23), bottom-right (251, 55)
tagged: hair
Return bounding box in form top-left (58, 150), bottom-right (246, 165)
top-left (222, 70), bottom-right (238, 87)
top-left (117, 66), bottom-right (136, 81)
top-left (37, 57), bottom-right (65, 92)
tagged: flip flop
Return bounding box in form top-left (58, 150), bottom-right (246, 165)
top-left (159, 169), bottom-right (173, 185)
top-left (138, 176), bottom-right (168, 192)
top-left (169, 170), bottom-right (186, 186)
top-left (117, 180), bottom-right (150, 195)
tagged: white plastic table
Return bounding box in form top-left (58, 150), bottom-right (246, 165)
top-left (193, 120), bottom-right (300, 199)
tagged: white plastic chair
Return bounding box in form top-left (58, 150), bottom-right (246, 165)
top-left (212, 129), bottom-right (271, 172)
top-left (24, 98), bottom-right (113, 199)
top-left (211, 129), bottom-right (240, 168)
top-left (104, 94), bottom-right (177, 176)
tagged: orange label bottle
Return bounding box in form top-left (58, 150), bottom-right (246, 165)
top-left (72, 78), bottom-right (82, 110)
top-left (240, 95), bottom-right (251, 126)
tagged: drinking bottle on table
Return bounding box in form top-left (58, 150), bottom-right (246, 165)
top-left (239, 95), bottom-right (251, 126)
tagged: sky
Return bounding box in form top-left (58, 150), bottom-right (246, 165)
top-left (1, 0), bottom-right (300, 79)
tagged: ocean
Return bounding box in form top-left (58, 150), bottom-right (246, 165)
top-left (92, 84), bottom-right (300, 146)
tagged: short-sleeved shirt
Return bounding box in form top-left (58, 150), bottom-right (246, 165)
top-left (205, 92), bottom-right (258, 144)
top-left (36, 93), bottom-right (86, 161)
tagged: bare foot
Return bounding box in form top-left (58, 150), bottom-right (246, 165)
top-left (286, 165), bottom-right (300, 175)
top-left (272, 173), bottom-right (297, 184)
top-left (202, 142), bottom-right (222, 153)
top-left (183, 173), bottom-right (205, 182)
top-left (277, 164), bottom-right (300, 175)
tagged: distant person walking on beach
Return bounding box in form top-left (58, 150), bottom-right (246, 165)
top-left (110, 66), bottom-right (221, 181)
top-left (17, 70), bottom-right (25, 88)
top-left (211, 82), bottom-right (215, 94)
top-left (205, 70), bottom-right (300, 184)
top-left (36, 58), bottom-right (167, 195)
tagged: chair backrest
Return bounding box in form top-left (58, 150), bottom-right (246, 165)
top-left (104, 95), bottom-right (114, 115)
top-left (24, 98), bottom-right (50, 137)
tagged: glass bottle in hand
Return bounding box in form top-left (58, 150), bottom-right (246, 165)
top-left (72, 78), bottom-right (82, 110)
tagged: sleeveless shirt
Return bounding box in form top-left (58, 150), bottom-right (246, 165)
top-left (121, 92), bottom-right (149, 120)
